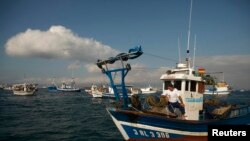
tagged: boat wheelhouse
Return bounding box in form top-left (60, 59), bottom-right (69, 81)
top-left (160, 63), bottom-right (205, 120)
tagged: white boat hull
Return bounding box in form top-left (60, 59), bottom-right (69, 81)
top-left (141, 90), bottom-right (157, 94)
top-left (92, 93), bottom-right (103, 98)
top-left (13, 90), bottom-right (35, 96)
top-left (57, 88), bottom-right (81, 92)
top-left (204, 90), bottom-right (231, 95)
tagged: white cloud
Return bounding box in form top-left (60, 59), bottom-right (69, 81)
top-left (5, 25), bottom-right (119, 63)
top-left (67, 60), bottom-right (81, 70)
top-left (84, 63), bottom-right (100, 73)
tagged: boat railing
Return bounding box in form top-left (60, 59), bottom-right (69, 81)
top-left (229, 105), bottom-right (250, 118)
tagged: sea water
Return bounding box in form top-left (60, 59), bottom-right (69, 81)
top-left (0, 89), bottom-right (122, 141)
top-left (0, 89), bottom-right (249, 141)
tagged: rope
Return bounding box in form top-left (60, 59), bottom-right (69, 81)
top-left (143, 52), bottom-right (177, 62)
top-left (146, 95), bottom-right (168, 107)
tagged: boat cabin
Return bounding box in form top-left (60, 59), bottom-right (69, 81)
top-left (160, 63), bottom-right (205, 120)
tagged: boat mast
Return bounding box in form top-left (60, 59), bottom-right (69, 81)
top-left (192, 34), bottom-right (196, 69)
top-left (178, 37), bottom-right (181, 63)
top-left (186, 0), bottom-right (193, 68)
top-left (222, 72), bottom-right (224, 82)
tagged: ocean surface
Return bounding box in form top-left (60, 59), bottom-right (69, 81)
top-left (0, 89), bottom-right (249, 141)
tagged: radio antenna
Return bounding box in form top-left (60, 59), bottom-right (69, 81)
top-left (186, 0), bottom-right (193, 68)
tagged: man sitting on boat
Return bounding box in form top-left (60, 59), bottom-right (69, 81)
top-left (161, 84), bottom-right (186, 119)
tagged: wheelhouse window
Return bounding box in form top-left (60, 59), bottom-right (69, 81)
top-left (190, 81), bottom-right (197, 92)
top-left (164, 80), bottom-right (182, 90)
top-left (185, 81), bottom-right (189, 91)
top-left (164, 81), bottom-right (171, 90)
top-left (174, 80), bottom-right (182, 90)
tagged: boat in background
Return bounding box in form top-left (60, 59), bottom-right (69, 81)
top-left (47, 78), bottom-right (57, 92)
top-left (240, 89), bottom-right (245, 92)
top-left (90, 84), bottom-right (141, 98)
top-left (140, 85), bottom-right (158, 94)
top-left (203, 72), bottom-right (231, 95)
top-left (12, 83), bottom-right (36, 95)
top-left (204, 81), bottom-right (231, 95)
top-left (48, 85), bottom-right (57, 92)
top-left (90, 84), bottom-right (104, 98)
top-left (3, 84), bottom-right (13, 91)
top-left (57, 78), bottom-right (81, 92)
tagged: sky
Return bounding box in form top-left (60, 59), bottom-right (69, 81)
top-left (0, 0), bottom-right (250, 90)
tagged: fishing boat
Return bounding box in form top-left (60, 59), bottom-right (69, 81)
top-left (95, 46), bottom-right (250, 141)
top-left (47, 78), bottom-right (57, 92)
top-left (203, 72), bottom-right (231, 95)
top-left (90, 84), bottom-right (141, 98)
top-left (3, 84), bottom-right (12, 91)
top-left (141, 85), bottom-right (158, 94)
top-left (57, 78), bottom-right (81, 92)
top-left (204, 81), bottom-right (231, 95)
top-left (48, 85), bottom-right (57, 92)
top-left (12, 83), bottom-right (36, 95)
top-left (89, 84), bottom-right (104, 98)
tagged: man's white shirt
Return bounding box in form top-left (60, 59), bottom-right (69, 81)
top-left (162, 88), bottom-right (180, 103)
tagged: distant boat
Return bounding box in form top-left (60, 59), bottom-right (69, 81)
top-left (90, 84), bottom-right (104, 98)
top-left (47, 78), bottom-right (57, 92)
top-left (48, 85), bottom-right (57, 92)
top-left (140, 85), bottom-right (158, 94)
top-left (202, 71), bottom-right (231, 95)
top-left (240, 89), bottom-right (245, 92)
top-left (12, 83), bottom-right (36, 96)
top-left (57, 78), bottom-right (80, 92)
top-left (3, 84), bottom-right (12, 91)
top-left (204, 81), bottom-right (231, 95)
top-left (91, 84), bottom-right (141, 98)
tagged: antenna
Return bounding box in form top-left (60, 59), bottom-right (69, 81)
top-left (178, 37), bottom-right (181, 63)
top-left (186, 0), bottom-right (193, 67)
top-left (192, 34), bottom-right (196, 68)
top-left (222, 72), bottom-right (224, 82)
